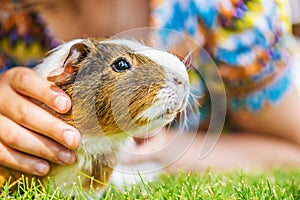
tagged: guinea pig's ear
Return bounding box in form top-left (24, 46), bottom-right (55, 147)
top-left (47, 42), bottom-right (90, 84)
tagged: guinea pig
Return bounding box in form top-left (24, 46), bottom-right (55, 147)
top-left (0, 38), bottom-right (190, 196)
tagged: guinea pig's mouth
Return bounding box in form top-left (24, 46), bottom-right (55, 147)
top-left (158, 109), bottom-right (176, 120)
top-left (144, 92), bottom-right (189, 125)
top-left (154, 106), bottom-right (184, 123)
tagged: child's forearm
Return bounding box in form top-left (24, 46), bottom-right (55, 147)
top-left (165, 132), bottom-right (300, 173)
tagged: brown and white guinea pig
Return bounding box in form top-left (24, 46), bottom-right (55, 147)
top-left (0, 38), bottom-right (190, 196)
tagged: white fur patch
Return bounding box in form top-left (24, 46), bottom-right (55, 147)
top-left (34, 39), bottom-right (84, 77)
top-left (103, 39), bottom-right (190, 122)
top-left (102, 39), bottom-right (189, 82)
top-left (35, 38), bottom-right (189, 83)
top-left (33, 38), bottom-right (190, 195)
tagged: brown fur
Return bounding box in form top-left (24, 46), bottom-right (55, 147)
top-left (53, 40), bottom-right (166, 135)
top-left (0, 39), bottom-right (170, 193)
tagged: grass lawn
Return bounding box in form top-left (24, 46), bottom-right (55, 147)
top-left (1, 168), bottom-right (300, 199)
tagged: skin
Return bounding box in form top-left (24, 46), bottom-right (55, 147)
top-left (1, 0), bottom-right (300, 177)
top-left (229, 87), bottom-right (300, 146)
top-left (122, 129), bottom-right (300, 173)
top-left (0, 0), bottom-right (150, 176)
top-left (0, 67), bottom-right (81, 175)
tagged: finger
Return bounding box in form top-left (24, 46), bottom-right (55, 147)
top-left (7, 67), bottom-right (71, 113)
top-left (0, 115), bottom-right (76, 165)
top-left (0, 143), bottom-right (50, 176)
top-left (0, 91), bottom-right (81, 149)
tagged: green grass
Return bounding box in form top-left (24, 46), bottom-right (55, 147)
top-left (1, 169), bottom-right (300, 199)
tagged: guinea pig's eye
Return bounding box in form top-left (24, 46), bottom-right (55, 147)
top-left (111, 58), bottom-right (132, 72)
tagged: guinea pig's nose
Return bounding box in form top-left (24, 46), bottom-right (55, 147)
top-left (173, 77), bottom-right (183, 85)
top-left (174, 76), bottom-right (189, 107)
top-left (173, 76), bottom-right (188, 90)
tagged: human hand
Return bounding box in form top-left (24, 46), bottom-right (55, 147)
top-left (0, 67), bottom-right (81, 176)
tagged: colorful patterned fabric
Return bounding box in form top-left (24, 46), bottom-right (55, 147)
top-left (0, 0), bottom-right (60, 73)
top-left (150, 0), bottom-right (297, 114)
top-left (0, 0), bottom-right (297, 127)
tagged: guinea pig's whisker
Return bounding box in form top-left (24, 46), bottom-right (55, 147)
top-left (183, 51), bottom-right (193, 70)
top-left (164, 122), bottom-right (172, 134)
top-left (182, 110), bottom-right (189, 131)
top-left (189, 88), bottom-right (201, 103)
top-left (25, 37), bottom-right (191, 196)
top-left (139, 39), bottom-right (146, 46)
top-left (187, 91), bottom-right (201, 119)
top-left (179, 110), bottom-right (188, 133)
top-left (179, 109), bottom-right (186, 128)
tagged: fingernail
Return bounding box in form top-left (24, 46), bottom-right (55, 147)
top-left (54, 95), bottom-right (70, 111)
top-left (58, 150), bottom-right (75, 164)
top-left (63, 130), bottom-right (80, 147)
top-left (34, 162), bottom-right (49, 175)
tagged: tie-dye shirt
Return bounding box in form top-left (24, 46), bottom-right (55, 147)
top-left (0, 0), bottom-right (297, 128)
top-left (0, 0), bottom-right (59, 72)
top-left (149, 0), bottom-right (298, 130)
